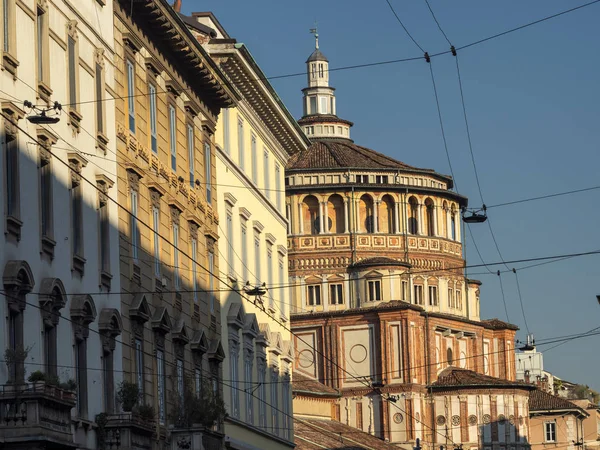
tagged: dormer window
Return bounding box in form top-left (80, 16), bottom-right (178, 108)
top-left (367, 279), bottom-right (382, 302)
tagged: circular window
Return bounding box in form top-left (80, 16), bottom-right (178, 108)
top-left (468, 415), bottom-right (478, 426)
top-left (498, 414), bottom-right (506, 424)
top-left (394, 413), bottom-right (404, 424)
top-left (483, 414), bottom-right (491, 424)
top-left (436, 415), bottom-right (446, 426)
top-left (451, 415), bottom-right (461, 426)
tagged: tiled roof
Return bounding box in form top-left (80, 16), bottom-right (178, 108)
top-left (431, 367), bottom-right (532, 389)
top-left (287, 139), bottom-right (433, 173)
top-left (530, 390), bottom-right (587, 413)
top-left (294, 418), bottom-right (403, 450)
top-left (349, 256), bottom-right (411, 269)
top-left (306, 48), bottom-right (328, 63)
top-left (481, 318), bottom-right (519, 331)
top-left (293, 372), bottom-right (339, 396)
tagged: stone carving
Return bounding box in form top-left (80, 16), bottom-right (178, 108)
top-left (436, 415), bottom-right (446, 426)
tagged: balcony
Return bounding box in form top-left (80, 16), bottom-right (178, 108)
top-left (0, 382), bottom-right (77, 449)
top-left (169, 426), bottom-right (224, 450)
top-left (96, 412), bottom-right (156, 450)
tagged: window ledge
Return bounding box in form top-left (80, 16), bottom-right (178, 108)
top-left (68, 108), bottom-right (82, 133)
top-left (37, 81), bottom-right (52, 103)
top-left (100, 270), bottom-right (112, 290)
top-left (41, 235), bottom-right (56, 259)
top-left (2, 51), bottom-right (18, 77)
top-left (5, 215), bottom-right (22, 241)
top-left (72, 254), bottom-right (86, 276)
top-left (97, 131), bottom-right (109, 154)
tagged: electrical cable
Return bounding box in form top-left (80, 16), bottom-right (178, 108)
top-left (497, 271), bottom-right (510, 323)
top-left (384, 0), bottom-right (425, 53)
top-left (512, 268), bottom-right (531, 335)
top-left (423, 0), bottom-right (452, 46)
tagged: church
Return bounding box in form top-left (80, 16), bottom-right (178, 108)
top-left (288, 35), bottom-right (534, 449)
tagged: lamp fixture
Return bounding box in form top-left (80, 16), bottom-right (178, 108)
top-left (24, 100), bottom-right (62, 124)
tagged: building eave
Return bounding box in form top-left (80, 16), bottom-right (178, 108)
top-left (208, 41), bottom-right (310, 155)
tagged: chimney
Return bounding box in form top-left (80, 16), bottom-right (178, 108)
top-left (173, 0), bottom-right (182, 13)
top-left (524, 370), bottom-right (531, 384)
top-left (541, 376), bottom-right (549, 392)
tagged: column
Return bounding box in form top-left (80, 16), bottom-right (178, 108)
top-left (432, 205), bottom-right (438, 236)
top-left (322, 276), bottom-right (328, 311)
top-left (286, 203), bottom-right (292, 234)
top-left (298, 202), bottom-right (304, 234)
top-left (373, 200), bottom-right (379, 233)
top-left (318, 201), bottom-right (325, 234)
top-left (393, 201), bottom-right (400, 234)
top-left (446, 210), bottom-right (451, 239)
top-left (418, 204), bottom-right (424, 235)
top-left (343, 199), bottom-right (349, 233)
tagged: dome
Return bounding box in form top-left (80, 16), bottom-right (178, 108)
top-left (306, 48), bottom-right (328, 63)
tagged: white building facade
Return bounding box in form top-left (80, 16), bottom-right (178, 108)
top-left (0, 1), bottom-right (121, 449)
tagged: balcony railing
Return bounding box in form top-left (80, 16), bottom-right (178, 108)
top-left (169, 426), bottom-right (224, 450)
top-left (96, 412), bottom-right (156, 450)
top-left (0, 382), bottom-right (76, 448)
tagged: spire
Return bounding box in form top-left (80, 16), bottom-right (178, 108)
top-left (310, 23), bottom-right (319, 49)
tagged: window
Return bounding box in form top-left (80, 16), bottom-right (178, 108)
top-left (75, 334), bottom-right (88, 417)
top-left (3, 0), bottom-right (11, 53)
top-left (238, 118), bottom-right (244, 170)
top-left (126, 59), bottom-right (135, 132)
top-left (68, 36), bottom-right (78, 108)
top-left (355, 174), bottom-right (368, 183)
top-left (223, 108), bottom-right (230, 154)
top-left (37, 7), bottom-right (48, 86)
top-left (208, 250), bottom-right (215, 314)
top-left (149, 84), bottom-right (157, 153)
top-left (191, 238), bottom-right (198, 302)
top-left (241, 221), bottom-right (248, 282)
top-left (40, 150), bottom-right (53, 241)
top-left (176, 358), bottom-right (184, 405)
top-left (428, 285), bottom-right (438, 306)
top-left (275, 163), bottom-right (282, 211)
top-left (130, 190), bottom-right (139, 261)
top-left (226, 213), bottom-right (234, 276)
top-left (263, 149), bottom-right (270, 197)
top-left (102, 343), bottom-right (115, 413)
top-left (309, 96), bottom-right (317, 115)
top-left (375, 175), bottom-right (388, 184)
top-left (451, 213), bottom-right (456, 240)
top-left (8, 309), bottom-right (23, 382)
top-left (230, 346), bottom-right (239, 418)
top-left (258, 360), bottom-right (267, 428)
top-left (271, 369), bottom-right (279, 433)
top-left (413, 284), bottom-right (424, 305)
top-left (43, 313), bottom-right (57, 377)
top-left (447, 288), bottom-right (454, 308)
top-left (169, 105), bottom-right (177, 171)
top-left (99, 187), bottom-right (110, 276)
top-left (187, 124), bottom-right (194, 187)
top-left (254, 235), bottom-right (261, 284)
top-left (307, 284), bottom-right (321, 306)
top-left (157, 349), bottom-right (166, 424)
top-left (356, 402), bottom-right (363, 430)
top-left (267, 245), bottom-right (274, 310)
top-left (194, 367), bottom-right (202, 398)
top-left (245, 355), bottom-right (254, 423)
top-left (71, 174), bottom-right (84, 260)
top-left (367, 280), bottom-right (382, 302)
top-left (95, 62), bottom-right (104, 137)
top-left (320, 96), bottom-right (328, 114)
top-left (544, 422), bottom-right (556, 442)
top-left (152, 206), bottom-right (160, 276)
top-left (135, 338), bottom-right (144, 393)
top-left (278, 256), bottom-right (286, 316)
top-left (330, 283), bottom-right (343, 305)
top-left (204, 142), bottom-right (212, 203)
top-left (456, 290), bottom-right (462, 310)
top-left (5, 133), bottom-right (19, 221)
top-left (318, 63), bottom-right (324, 78)
top-left (282, 377), bottom-right (290, 439)
top-left (173, 223), bottom-right (180, 288)
top-left (251, 134), bottom-right (258, 183)
top-left (446, 347), bottom-right (453, 365)
top-left (401, 280), bottom-right (408, 301)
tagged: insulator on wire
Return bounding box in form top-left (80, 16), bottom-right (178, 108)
top-left (424, 52), bottom-right (431, 63)
top-left (451, 45), bottom-right (457, 56)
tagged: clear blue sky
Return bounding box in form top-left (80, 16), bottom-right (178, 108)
top-left (182, 0), bottom-right (600, 389)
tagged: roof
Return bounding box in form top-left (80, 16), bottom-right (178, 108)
top-left (480, 318), bottom-right (519, 331)
top-left (530, 390), bottom-right (588, 415)
top-left (431, 367), bottom-right (533, 390)
top-left (306, 48), bottom-right (328, 63)
top-left (177, 13), bottom-right (217, 37)
top-left (287, 139), bottom-right (453, 185)
top-left (294, 418), bottom-right (403, 450)
top-left (293, 372), bottom-right (339, 396)
top-left (298, 114), bottom-right (354, 127)
top-left (349, 256), bottom-right (411, 269)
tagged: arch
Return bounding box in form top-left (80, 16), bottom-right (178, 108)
top-left (327, 194), bottom-right (345, 233)
top-left (302, 195), bottom-right (320, 235)
top-left (70, 294), bottom-right (97, 324)
top-left (424, 198), bottom-right (435, 236)
top-left (3, 260), bottom-right (35, 298)
top-left (98, 308), bottom-right (123, 337)
top-left (380, 194), bottom-right (395, 233)
top-left (39, 278), bottom-right (66, 307)
top-left (408, 197), bottom-right (419, 235)
top-left (359, 194), bottom-right (374, 233)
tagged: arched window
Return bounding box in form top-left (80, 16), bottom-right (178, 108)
top-left (446, 347), bottom-right (454, 366)
top-left (450, 205), bottom-right (457, 240)
top-left (359, 195), bottom-right (374, 233)
top-left (302, 195), bottom-right (320, 235)
top-left (327, 194), bottom-right (345, 233)
top-left (424, 198), bottom-right (435, 236)
top-left (408, 197), bottom-right (419, 235)
top-left (442, 201), bottom-right (448, 237)
top-left (380, 195), bottom-right (395, 233)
